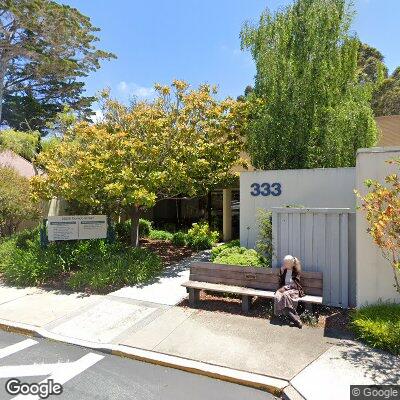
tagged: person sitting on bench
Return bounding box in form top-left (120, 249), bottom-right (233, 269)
top-left (274, 255), bottom-right (305, 328)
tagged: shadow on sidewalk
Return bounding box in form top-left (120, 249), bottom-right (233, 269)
top-left (328, 340), bottom-right (399, 384)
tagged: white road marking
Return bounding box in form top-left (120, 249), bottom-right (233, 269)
top-left (11, 353), bottom-right (105, 400)
top-left (0, 339), bottom-right (38, 359)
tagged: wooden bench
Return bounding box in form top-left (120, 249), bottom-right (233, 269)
top-left (182, 262), bottom-right (323, 312)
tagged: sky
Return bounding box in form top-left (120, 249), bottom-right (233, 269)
top-left (60, 0), bottom-right (400, 107)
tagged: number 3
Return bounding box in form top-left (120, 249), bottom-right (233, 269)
top-left (250, 183), bottom-right (260, 196)
top-left (271, 182), bottom-right (281, 196)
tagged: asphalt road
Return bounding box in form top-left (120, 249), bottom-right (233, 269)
top-left (0, 330), bottom-right (275, 400)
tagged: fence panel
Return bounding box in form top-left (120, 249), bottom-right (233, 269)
top-left (271, 208), bottom-right (351, 307)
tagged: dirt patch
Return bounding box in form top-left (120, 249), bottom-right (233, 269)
top-left (140, 239), bottom-right (195, 266)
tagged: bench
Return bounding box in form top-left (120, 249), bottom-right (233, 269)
top-left (182, 262), bottom-right (323, 313)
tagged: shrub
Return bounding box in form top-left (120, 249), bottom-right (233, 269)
top-left (172, 231), bottom-right (187, 246)
top-left (214, 246), bottom-right (266, 267)
top-left (186, 222), bottom-right (219, 250)
top-left (0, 167), bottom-right (40, 237)
top-left (148, 229), bottom-right (173, 241)
top-left (351, 302), bottom-right (400, 355)
top-left (114, 219), bottom-right (152, 243)
top-left (255, 210), bottom-right (273, 266)
top-left (211, 239), bottom-right (240, 261)
top-left (67, 246), bottom-right (162, 292)
top-left (0, 228), bottom-right (163, 291)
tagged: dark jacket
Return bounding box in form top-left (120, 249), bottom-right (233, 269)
top-left (279, 268), bottom-right (305, 297)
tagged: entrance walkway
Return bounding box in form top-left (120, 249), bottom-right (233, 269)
top-left (110, 250), bottom-right (210, 305)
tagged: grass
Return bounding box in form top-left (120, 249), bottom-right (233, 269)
top-left (351, 302), bottom-right (400, 355)
top-left (213, 246), bottom-right (266, 267)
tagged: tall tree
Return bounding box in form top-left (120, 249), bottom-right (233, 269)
top-left (32, 81), bottom-right (248, 246)
top-left (0, 0), bottom-right (115, 133)
top-left (241, 0), bottom-right (377, 170)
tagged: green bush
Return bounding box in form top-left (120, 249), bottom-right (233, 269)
top-left (0, 228), bottom-right (163, 291)
top-left (67, 246), bottom-right (162, 292)
top-left (148, 229), bottom-right (173, 241)
top-left (172, 231), bottom-right (187, 246)
top-left (211, 239), bottom-right (240, 261)
top-left (114, 219), bottom-right (152, 242)
top-left (351, 302), bottom-right (400, 355)
top-left (214, 246), bottom-right (266, 267)
top-left (186, 222), bottom-right (219, 250)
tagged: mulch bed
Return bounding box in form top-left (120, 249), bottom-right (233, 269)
top-left (178, 291), bottom-right (353, 334)
top-left (140, 238), bottom-right (195, 266)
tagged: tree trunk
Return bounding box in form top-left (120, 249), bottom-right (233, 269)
top-left (130, 205), bottom-right (140, 247)
top-left (0, 65), bottom-right (5, 124)
top-left (207, 191), bottom-right (212, 227)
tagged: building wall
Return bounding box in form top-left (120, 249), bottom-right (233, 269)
top-left (356, 147), bottom-right (400, 306)
top-left (240, 168), bottom-right (356, 248)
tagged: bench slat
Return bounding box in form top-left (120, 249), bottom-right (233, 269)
top-left (182, 281), bottom-right (323, 304)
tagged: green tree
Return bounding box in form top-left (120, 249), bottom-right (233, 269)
top-left (241, 0), bottom-right (377, 170)
top-left (32, 81), bottom-right (248, 247)
top-left (357, 42), bottom-right (388, 85)
top-left (372, 68), bottom-right (400, 116)
top-left (0, 0), bottom-right (115, 133)
top-left (0, 128), bottom-right (39, 160)
top-left (0, 166), bottom-right (40, 236)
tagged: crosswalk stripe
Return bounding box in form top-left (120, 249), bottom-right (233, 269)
top-left (0, 339), bottom-right (38, 359)
top-left (13, 353), bottom-right (104, 400)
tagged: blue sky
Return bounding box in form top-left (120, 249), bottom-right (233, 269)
top-left (61, 0), bottom-right (400, 107)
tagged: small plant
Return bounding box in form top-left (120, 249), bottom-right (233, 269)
top-left (148, 229), bottom-right (173, 241)
top-left (214, 246), bottom-right (266, 267)
top-left (211, 239), bottom-right (240, 261)
top-left (172, 231), bottom-right (187, 246)
top-left (300, 309), bottom-right (319, 326)
top-left (255, 210), bottom-right (273, 265)
top-left (114, 219), bottom-right (152, 243)
top-left (351, 302), bottom-right (400, 355)
top-left (186, 221), bottom-right (219, 250)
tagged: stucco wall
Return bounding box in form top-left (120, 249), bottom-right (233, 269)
top-left (356, 147), bottom-right (400, 306)
top-left (240, 168), bottom-right (356, 248)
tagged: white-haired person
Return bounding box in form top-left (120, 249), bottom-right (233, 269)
top-left (274, 255), bottom-right (305, 328)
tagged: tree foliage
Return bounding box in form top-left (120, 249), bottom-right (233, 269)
top-left (0, 0), bottom-right (115, 133)
top-left (0, 128), bottom-right (39, 160)
top-left (357, 42), bottom-right (400, 116)
top-left (32, 80), bottom-right (248, 246)
top-left (357, 159), bottom-right (400, 294)
top-left (0, 166), bottom-right (40, 236)
top-left (240, 0), bottom-right (377, 170)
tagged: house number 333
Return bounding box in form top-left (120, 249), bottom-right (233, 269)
top-left (250, 182), bottom-right (282, 197)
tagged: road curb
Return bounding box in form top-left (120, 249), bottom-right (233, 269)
top-left (0, 318), bottom-right (288, 397)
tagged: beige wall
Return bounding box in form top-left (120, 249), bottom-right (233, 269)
top-left (356, 147), bottom-right (400, 306)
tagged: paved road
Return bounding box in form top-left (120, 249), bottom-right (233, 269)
top-left (0, 331), bottom-right (275, 400)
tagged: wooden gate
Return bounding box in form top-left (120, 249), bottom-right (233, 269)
top-left (272, 207), bottom-right (352, 307)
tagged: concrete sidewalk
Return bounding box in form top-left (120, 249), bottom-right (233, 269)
top-left (0, 251), bottom-right (398, 399)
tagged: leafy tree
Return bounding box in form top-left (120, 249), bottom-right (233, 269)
top-left (357, 159), bottom-right (400, 294)
top-left (372, 71), bottom-right (400, 116)
top-left (32, 81), bottom-right (248, 246)
top-left (0, 166), bottom-right (40, 236)
top-left (0, 128), bottom-right (39, 160)
top-left (240, 0), bottom-right (377, 170)
top-left (0, 0), bottom-right (115, 133)
top-left (357, 42), bottom-right (388, 85)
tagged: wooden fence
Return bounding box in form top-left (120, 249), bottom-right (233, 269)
top-left (272, 208), bottom-right (353, 307)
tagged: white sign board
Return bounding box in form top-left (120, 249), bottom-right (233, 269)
top-left (47, 215), bottom-right (107, 241)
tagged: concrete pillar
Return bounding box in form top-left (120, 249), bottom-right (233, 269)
top-left (223, 188), bottom-right (232, 242)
